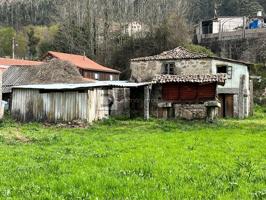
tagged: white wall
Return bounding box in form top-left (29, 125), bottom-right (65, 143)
top-left (211, 59), bottom-right (250, 117)
top-left (213, 17), bottom-right (244, 33)
top-left (211, 60), bottom-right (249, 89)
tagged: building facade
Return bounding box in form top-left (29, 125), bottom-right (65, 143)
top-left (43, 51), bottom-right (120, 81)
top-left (130, 47), bottom-right (252, 119)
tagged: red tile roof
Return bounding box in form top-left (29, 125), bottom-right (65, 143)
top-left (0, 58), bottom-right (43, 66)
top-left (46, 51), bottom-right (120, 74)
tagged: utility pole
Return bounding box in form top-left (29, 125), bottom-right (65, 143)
top-left (12, 37), bottom-right (15, 59)
top-left (214, 1), bottom-right (218, 18)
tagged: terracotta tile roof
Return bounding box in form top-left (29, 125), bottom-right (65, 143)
top-left (152, 74), bottom-right (227, 85)
top-left (46, 51), bottom-right (120, 74)
top-left (131, 46), bottom-right (252, 66)
top-left (0, 58), bottom-right (43, 66)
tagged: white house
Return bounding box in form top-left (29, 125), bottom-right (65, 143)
top-left (197, 17), bottom-right (245, 35)
top-left (122, 21), bottom-right (144, 37)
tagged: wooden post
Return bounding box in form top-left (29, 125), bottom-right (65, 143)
top-left (144, 85), bottom-right (150, 120)
top-left (238, 75), bottom-right (245, 119)
top-left (249, 79), bottom-right (254, 116)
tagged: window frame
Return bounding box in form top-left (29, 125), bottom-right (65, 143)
top-left (110, 74), bottom-right (113, 81)
top-left (94, 73), bottom-right (99, 80)
top-left (163, 62), bottom-right (175, 75)
top-left (216, 65), bottom-right (232, 79)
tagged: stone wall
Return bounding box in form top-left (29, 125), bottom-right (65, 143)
top-left (130, 59), bottom-right (213, 82)
top-left (130, 60), bottom-right (162, 82)
top-left (175, 59), bottom-right (212, 75)
top-left (110, 88), bottom-right (130, 117)
top-left (148, 85), bottom-right (208, 120)
top-left (174, 104), bottom-right (207, 120)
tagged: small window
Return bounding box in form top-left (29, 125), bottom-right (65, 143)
top-left (95, 73), bottom-right (99, 80)
top-left (110, 75), bottom-right (113, 81)
top-left (164, 63), bottom-right (175, 75)
top-left (217, 65), bottom-right (232, 79)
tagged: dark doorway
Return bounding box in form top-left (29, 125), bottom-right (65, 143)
top-left (218, 94), bottom-right (234, 118)
top-left (130, 87), bottom-right (144, 118)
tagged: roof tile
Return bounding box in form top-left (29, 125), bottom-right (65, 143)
top-left (0, 58), bottom-right (43, 66)
top-left (47, 51), bottom-right (120, 74)
top-left (152, 74), bottom-right (227, 85)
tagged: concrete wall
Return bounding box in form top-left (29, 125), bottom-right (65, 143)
top-left (214, 17), bottom-right (244, 33)
top-left (211, 60), bottom-right (249, 90)
top-left (211, 60), bottom-right (250, 117)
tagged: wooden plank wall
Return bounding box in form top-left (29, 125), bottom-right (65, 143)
top-left (87, 89), bottom-right (109, 123)
top-left (12, 88), bottom-right (110, 123)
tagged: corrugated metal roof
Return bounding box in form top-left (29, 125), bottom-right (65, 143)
top-left (12, 81), bottom-right (151, 90)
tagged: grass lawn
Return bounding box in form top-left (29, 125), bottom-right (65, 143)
top-left (0, 109), bottom-right (266, 200)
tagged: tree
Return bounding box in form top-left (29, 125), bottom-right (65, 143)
top-left (27, 27), bottom-right (40, 59)
top-left (0, 27), bottom-right (15, 57)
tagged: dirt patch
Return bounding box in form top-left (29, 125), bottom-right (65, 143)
top-left (14, 133), bottom-right (31, 143)
top-left (0, 129), bottom-right (32, 144)
top-left (44, 120), bottom-right (89, 128)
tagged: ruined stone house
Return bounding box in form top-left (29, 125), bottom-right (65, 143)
top-left (130, 47), bottom-right (253, 119)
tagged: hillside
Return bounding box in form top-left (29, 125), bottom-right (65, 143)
top-left (0, 0), bottom-right (265, 82)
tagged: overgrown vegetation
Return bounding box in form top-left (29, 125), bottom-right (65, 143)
top-left (0, 109), bottom-right (265, 199)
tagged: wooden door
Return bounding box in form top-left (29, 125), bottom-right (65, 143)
top-left (218, 95), bottom-right (224, 117)
top-left (225, 95), bottom-right (234, 118)
top-left (218, 94), bottom-right (234, 118)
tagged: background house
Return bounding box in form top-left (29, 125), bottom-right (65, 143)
top-left (0, 58), bottom-right (43, 72)
top-left (130, 47), bottom-right (252, 119)
top-left (43, 51), bottom-right (120, 81)
top-left (2, 60), bottom-right (91, 101)
top-left (197, 17), bottom-right (246, 35)
top-left (122, 21), bottom-right (144, 37)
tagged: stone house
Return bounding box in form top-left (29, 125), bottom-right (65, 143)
top-left (130, 47), bottom-right (253, 119)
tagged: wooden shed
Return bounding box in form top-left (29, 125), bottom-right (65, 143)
top-left (11, 82), bottom-right (149, 123)
top-left (11, 83), bottom-right (110, 123)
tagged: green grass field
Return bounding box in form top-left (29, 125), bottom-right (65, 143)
top-left (0, 109), bottom-right (266, 200)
